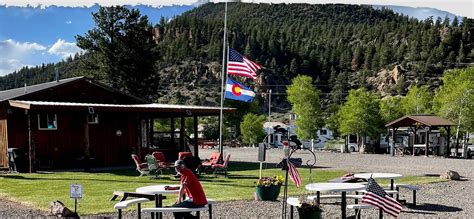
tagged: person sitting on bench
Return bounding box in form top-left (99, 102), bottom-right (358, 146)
top-left (173, 160), bottom-right (207, 219)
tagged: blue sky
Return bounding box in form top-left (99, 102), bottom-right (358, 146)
top-left (0, 4), bottom-right (193, 75)
top-left (0, 0), bottom-right (472, 76)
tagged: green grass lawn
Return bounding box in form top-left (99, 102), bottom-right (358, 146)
top-left (0, 162), bottom-right (445, 215)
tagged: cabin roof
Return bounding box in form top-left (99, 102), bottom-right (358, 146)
top-left (0, 77), bottom-right (147, 104)
top-left (386, 115), bottom-right (455, 127)
top-left (8, 100), bottom-right (234, 116)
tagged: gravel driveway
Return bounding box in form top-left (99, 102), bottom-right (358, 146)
top-left (1, 148), bottom-right (473, 218)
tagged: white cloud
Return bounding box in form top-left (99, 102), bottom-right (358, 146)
top-left (0, 39), bottom-right (47, 75)
top-left (48, 39), bottom-right (83, 58)
top-left (66, 20), bottom-right (72, 24)
top-left (0, 38), bottom-right (82, 75)
top-left (0, 39), bottom-right (46, 55)
top-left (0, 59), bottom-right (23, 75)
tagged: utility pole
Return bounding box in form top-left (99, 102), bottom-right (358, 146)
top-left (268, 89), bottom-right (272, 122)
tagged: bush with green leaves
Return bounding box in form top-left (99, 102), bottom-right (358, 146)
top-left (240, 113), bottom-right (266, 146)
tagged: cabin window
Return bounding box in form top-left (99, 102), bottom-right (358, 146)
top-left (320, 129), bottom-right (328, 135)
top-left (88, 114), bottom-right (99, 124)
top-left (348, 135), bottom-right (357, 143)
top-left (395, 136), bottom-right (404, 144)
top-left (38, 113), bottom-right (57, 130)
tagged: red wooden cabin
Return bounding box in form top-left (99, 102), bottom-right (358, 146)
top-left (0, 77), bottom-right (232, 172)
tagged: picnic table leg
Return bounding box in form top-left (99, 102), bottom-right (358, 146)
top-left (390, 179), bottom-right (394, 197)
top-left (290, 205), bottom-right (293, 219)
top-left (158, 194), bottom-right (163, 219)
top-left (413, 190), bottom-right (417, 206)
top-left (111, 194), bottom-right (118, 201)
top-left (354, 191), bottom-right (359, 217)
top-left (341, 191), bottom-right (346, 219)
top-left (119, 193), bottom-right (129, 202)
top-left (150, 194), bottom-right (157, 219)
top-left (316, 191), bottom-right (321, 205)
top-left (396, 187), bottom-right (400, 201)
top-left (209, 204), bottom-right (213, 219)
top-left (137, 203), bottom-right (142, 219)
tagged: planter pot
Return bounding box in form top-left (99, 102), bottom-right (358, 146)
top-left (297, 208), bottom-right (322, 219)
top-left (256, 185), bottom-right (281, 201)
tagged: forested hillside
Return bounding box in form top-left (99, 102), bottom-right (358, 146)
top-left (1, 3), bottom-right (472, 110)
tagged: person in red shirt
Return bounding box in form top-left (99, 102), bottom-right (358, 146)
top-left (172, 160), bottom-right (207, 219)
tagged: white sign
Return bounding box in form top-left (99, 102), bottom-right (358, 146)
top-left (70, 184), bottom-right (83, 199)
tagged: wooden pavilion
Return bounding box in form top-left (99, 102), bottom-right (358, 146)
top-left (386, 115), bottom-right (455, 157)
top-left (0, 77), bottom-right (233, 172)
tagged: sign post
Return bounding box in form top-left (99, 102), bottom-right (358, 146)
top-left (70, 184), bottom-right (82, 213)
top-left (258, 143), bottom-right (266, 179)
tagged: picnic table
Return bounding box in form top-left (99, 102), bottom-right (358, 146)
top-left (136, 185), bottom-right (181, 219)
top-left (305, 183), bottom-right (366, 218)
top-left (353, 173), bottom-right (402, 190)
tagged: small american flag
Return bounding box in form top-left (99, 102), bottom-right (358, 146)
top-left (362, 177), bottom-right (402, 218)
top-left (227, 49), bottom-right (262, 79)
top-left (287, 159), bottom-right (302, 187)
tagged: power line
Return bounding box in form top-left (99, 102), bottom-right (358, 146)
top-left (158, 83), bottom-right (331, 87)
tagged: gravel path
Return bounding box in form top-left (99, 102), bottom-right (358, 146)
top-left (1, 148), bottom-right (473, 218)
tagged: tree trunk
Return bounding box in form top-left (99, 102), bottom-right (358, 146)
top-left (463, 131), bottom-right (469, 158)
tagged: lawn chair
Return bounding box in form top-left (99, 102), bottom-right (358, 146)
top-left (202, 152), bottom-right (221, 167)
top-left (131, 154), bottom-right (149, 177)
top-left (152, 152), bottom-right (166, 162)
top-left (178, 152), bottom-right (193, 160)
top-left (212, 154), bottom-right (230, 177)
top-left (145, 154), bottom-right (162, 178)
top-left (201, 151), bottom-right (221, 174)
top-left (152, 152), bottom-right (174, 170)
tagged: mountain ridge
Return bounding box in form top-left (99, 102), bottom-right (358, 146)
top-left (1, 3), bottom-right (472, 110)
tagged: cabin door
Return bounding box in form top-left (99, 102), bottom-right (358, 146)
top-left (0, 118), bottom-right (8, 168)
top-left (0, 112), bottom-right (8, 167)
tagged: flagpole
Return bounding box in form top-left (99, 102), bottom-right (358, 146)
top-left (218, 1), bottom-right (228, 161)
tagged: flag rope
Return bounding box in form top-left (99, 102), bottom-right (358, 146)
top-left (218, 1), bottom-right (228, 160)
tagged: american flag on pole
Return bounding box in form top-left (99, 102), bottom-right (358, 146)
top-left (362, 177), bottom-right (402, 217)
top-left (227, 49), bottom-right (262, 79)
top-left (287, 160), bottom-right (302, 188)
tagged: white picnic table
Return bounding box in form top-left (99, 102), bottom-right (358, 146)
top-left (353, 173), bottom-right (402, 190)
top-left (305, 183), bottom-right (366, 218)
top-left (136, 185), bottom-right (180, 219)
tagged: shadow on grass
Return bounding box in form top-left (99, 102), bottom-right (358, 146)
top-left (227, 161), bottom-right (330, 172)
top-left (0, 173), bottom-right (178, 183)
top-left (228, 175), bottom-right (259, 180)
top-left (227, 161), bottom-right (263, 171)
top-left (423, 174), bottom-right (441, 177)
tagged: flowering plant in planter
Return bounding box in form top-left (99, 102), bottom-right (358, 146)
top-left (256, 175), bottom-right (284, 187)
top-left (255, 176), bottom-right (284, 201)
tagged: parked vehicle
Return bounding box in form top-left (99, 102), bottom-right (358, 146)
top-left (347, 135), bottom-right (359, 152)
top-left (467, 143), bottom-right (473, 159)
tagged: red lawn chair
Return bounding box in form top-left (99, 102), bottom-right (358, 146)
top-left (178, 152), bottom-right (193, 160)
top-left (131, 154), bottom-right (148, 176)
top-left (212, 154), bottom-right (231, 177)
top-left (152, 152), bottom-right (173, 169)
top-left (200, 151), bottom-right (221, 174)
top-left (202, 151), bottom-right (221, 167)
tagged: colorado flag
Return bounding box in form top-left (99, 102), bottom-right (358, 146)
top-left (225, 78), bottom-right (255, 103)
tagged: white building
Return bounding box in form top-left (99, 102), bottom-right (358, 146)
top-left (263, 121), bottom-right (334, 149)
